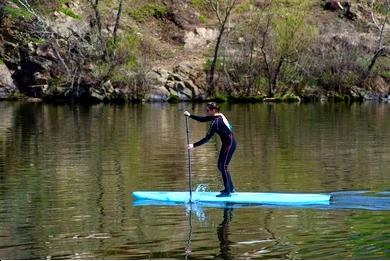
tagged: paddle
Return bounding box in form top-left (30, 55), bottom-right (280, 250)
top-left (185, 115), bottom-right (193, 202)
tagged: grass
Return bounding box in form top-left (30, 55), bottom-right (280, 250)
top-left (130, 3), bottom-right (168, 23)
top-left (59, 7), bottom-right (81, 19)
top-left (4, 5), bottom-right (33, 19)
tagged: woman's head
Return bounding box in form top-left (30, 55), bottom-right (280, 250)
top-left (206, 102), bottom-right (220, 115)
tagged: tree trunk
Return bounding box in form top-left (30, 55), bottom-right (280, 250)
top-left (208, 26), bottom-right (225, 96)
top-left (113, 0), bottom-right (124, 44)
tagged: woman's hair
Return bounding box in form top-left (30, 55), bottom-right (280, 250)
top-left (207, 102), bottom-right (220, 112)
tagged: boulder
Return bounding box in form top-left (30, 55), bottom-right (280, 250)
top-left (148, 86), bottom-right (170, 101)
top-left (89, 87), bottom-right (105, 102)
top-left (184, 79), bottom-right (200, 97)
top-left (0, 63), bottom-right (19, 99)
top-left (174, 81), bottom-right (192, 98)
top-left (184, 27), bottom-right (218, 49)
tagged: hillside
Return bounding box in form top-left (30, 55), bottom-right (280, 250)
top-left (0, 0), bottom-right (389, 102)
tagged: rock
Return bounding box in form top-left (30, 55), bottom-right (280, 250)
top-left (184, 79), bottom-right (199, 97)
top-left (89, 87), bottom-right (105, 102)
top-left (33, 72), bottom-right (50, 85)
top-left (102, 80), bottom-right (114, 95)
top-left (184, 27), bottom-right (218, 49)
top-left (149, 86), bottom-right (170, 101)
top-left (178, 92), bottom-right (191, 101)
top-left (168, 73), bottom-right (183, 82)
top-left (27, 84), bottom-right (47, 97)
top-left (175, 81), bottom-right (192, 98)
top-left (0, 63), bottom-right (19, 99)
top-left (36, 44), bottom-right (57, 60)
top-left (174, 63), bottom-right (193, 76)
top-left (165, 80), bottom-right (176, 89)
top-left (169, 88), bottom-right (178, 96)
top-left (148, 70), bottom-right (168, 85)
top-left (158, 69), bottom-right (170, 80)
top-left (51, 4), bottom-right (89, 39)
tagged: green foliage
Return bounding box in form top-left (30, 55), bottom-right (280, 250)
top-left (0, 58), bottom-right (4, 65)
top-left (4, 5), bottom-right (33, 19)
top-left (107, 32), bottom-right (140, 73)
top-left (59, 7), bottom-right (81, 19)
top-left (382, 70), bottom-right (390, 79)
top-left (373, 1), bottom-right (389, 15)
top-left (255, 76), bottom-right (269, 88)
top-left (109, 32), bottom-right (142, 83)
top-left (198, 14), bottom-right (207, 24)
top-left (191, 0), bottom-right (208, 24)
top-left (214, 92), bottom-right (229, 102)
top-left (191, 0), bottom-right (208, 9)
top-left (235, 1), bottom-right (253, 14)
top-left (203, 58), bottom-right (224, 72)
top-left (167, 94), bottom-right (180, 103)
top-left (130, 3), bottom-right (168, 23)
top-left (281, 94), bottom-right (300, 103)
top-left (58, 0), bottom-right (71, 5)
top-left (48, 77), bottom-right (63, 90)
top-left (344, 71), bottom-right (360, 86)
top-left (31, 37), bottom-right (47, 45)
top-left (272, 0), bottom-right (318, 57)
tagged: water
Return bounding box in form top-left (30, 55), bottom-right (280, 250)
top-left (0, 101), bottom-right (389, 259)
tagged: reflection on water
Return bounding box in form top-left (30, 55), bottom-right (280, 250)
top-left (0, 101), bottom-right (389, 259)
top-left (217, 208), bottom-right (233, 259)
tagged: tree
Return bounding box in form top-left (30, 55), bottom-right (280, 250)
top-left (13, 0), bottom-right (127, 91)
top-left (259, 0), bottom-right (317, 97)
top-left (365, 0), bottom-right (389, 78)
top-left (227, 0), bottom-right (317, 97)
top-left (207, 0), bottom-right (238, 96)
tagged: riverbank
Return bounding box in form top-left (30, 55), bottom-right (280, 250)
top-left (1, 1), bottom-right (389, 103)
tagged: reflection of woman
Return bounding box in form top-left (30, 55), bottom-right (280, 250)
top-left (184, 102), bottom-right (236, 197)
top-left (217, 208), bottom-right (234, 259)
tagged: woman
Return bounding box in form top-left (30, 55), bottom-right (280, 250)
top-left (184, 102), bottom-right (237, 197)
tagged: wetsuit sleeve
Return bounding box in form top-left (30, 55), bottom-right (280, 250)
top-left (189, 114), bottom-right (214, 122)
top-left (193, 120), bottom-right (217, 147)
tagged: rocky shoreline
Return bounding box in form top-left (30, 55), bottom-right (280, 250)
top-left (1, 49), bottom-right (389, 103)
top-left (1, 1), bottom-right (389, 104)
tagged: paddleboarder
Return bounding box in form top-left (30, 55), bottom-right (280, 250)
top-left (184, 102), bottom-right (236, 197)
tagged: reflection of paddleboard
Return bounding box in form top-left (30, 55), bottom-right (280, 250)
top-left (132, 191), bottom-right (331, 205)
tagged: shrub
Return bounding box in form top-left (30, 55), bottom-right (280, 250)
top-left (59, 7), bottom-right (81, 19)
top-left (130, 3), bottom-right (168, 23)
top-left (167, 94), bottom-right (180, 103)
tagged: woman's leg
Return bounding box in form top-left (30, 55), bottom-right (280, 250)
top-left (218, 139), bottom-right (236, 193)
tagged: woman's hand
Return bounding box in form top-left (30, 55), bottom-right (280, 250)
top-left (184, 111), bottom-right (190, 117)
top-left (187, 144), bottom-right (194, 150)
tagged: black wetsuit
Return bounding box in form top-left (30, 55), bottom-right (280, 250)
top-left (190, 114), bottom-right (236, 193)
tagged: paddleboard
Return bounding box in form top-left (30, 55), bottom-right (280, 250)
top-left (132, 191), bottom-right (331, 205)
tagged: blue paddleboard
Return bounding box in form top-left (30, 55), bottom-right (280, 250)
top-left (132, 191), bottom-right (331, 205)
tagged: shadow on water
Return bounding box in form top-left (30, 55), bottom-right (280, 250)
top-left (133, 190), bottom-right (390, 211)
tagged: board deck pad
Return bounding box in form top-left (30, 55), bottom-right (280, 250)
top-left (132, 191), bottom-right (331, 205)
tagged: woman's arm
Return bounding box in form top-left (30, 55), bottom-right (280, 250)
top-left (184, 110), bottom-right (215, 122)
top-left (190, 114), bottom-right (215, 122)
top-left (193, 121), bottom-right (217, 147)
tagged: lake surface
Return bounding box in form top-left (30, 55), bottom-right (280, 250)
top-left (0, 101), bottom-right (389, 259)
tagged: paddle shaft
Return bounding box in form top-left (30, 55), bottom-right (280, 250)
top-left (185, 116), bottom-right (193, 201)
